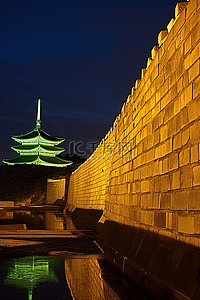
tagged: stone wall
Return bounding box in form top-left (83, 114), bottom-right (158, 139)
top-left (67, 0), bottom-right (200, 246)
top-left (46, 177), bottom-right (66, 204)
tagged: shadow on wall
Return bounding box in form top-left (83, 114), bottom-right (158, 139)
top-left (98, 220), bottom-right (200, 300)
top-left (69, 207), bottom-right (103, 230)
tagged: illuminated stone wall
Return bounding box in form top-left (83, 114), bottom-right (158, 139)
top-left (67, 0), bottom-right (200, 245)
top-left (46, 178), bottom-right (66, 204)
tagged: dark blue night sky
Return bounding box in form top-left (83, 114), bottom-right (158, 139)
top-left (0, 0), bottom-right (178, 161)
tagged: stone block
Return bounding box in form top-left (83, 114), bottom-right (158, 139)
top-left (152, 113), bottom-right (163, 131)
top-left (169, 153), bottom-right (179, 171)
top-left (173, 132), bottom-right (182, 150)
top-left (166, 212), bottom-right (177, 230)
top-left (146, 149), bottom-right (154, 163)
top-left (171, 84), bottom-right (178, 101)
top-left (184, 52), bottom-right (191, 70)
top-left (161, 174), bottom-right (171, 192)
top-left (152, 193), bottom-right (161, 209)
top-left (167, 18), bottom-right (175, 32)
top-left (154, 176), bottom-right (162, 192)
top-left (180, 167), bottom-right (193, 188)
top-left (182, 128), bottom-right (190, 146)
top-left (146, 57), bottom-right (152, 68)
top-left (191, 39), bottom-right (200, 63)
top-left (174, 99), bottom-right (180, 115)
top-left (171, 171), bottom-right (180, 190)
top-left (175, 2), bottom-right (188, 18)
top-left (154, 212), bottom-right (166, 228)
top-left (168, 41), bottom-right (176, 60)
top-left (187, 189), bottom-right (200, 210)
top-left (160, 125), bottom-right (168, 142)
top-left (178, 215), bottom-right (194, 234)
top-left (154, 129), bottom-right (160, 145)
top-left (141, 194), bottom-right (152, 208)
top-left (189, 60), bottom-right (200, 83)
top-left (160, 193), bottom-right (171, 209)
top-left (141, 180), bottom-right (150, 193)
top-left (155, 145), bottom-right (161, 160)
top-left (181, 84), bottom-right (193, 109)
top-left (188, 97), bottom-right (200, 123)
top-left (135, 79), bottom-right (141, 89)
top-left (169, 73), bottom-right (176, 89)
top-left (132, 181), bottom-right (141, 193)
top-left (193, 165), bottom-right (200, 186)
top-left (152, 102), bottom-right (160, 117)
top-left (162, 157), bottom-right (169, 173)
top-left (184, 35), bottom-right (192, 54)
top-left (179, 148), bottom-right (190, 166)
top-left (168, 118), bottom-right (177, 137)
top-left (140, 210), bottom-right (154, 226)
top-left (194, 215), bottom-right (200, 234)
top-left (141, 68), bottom-right (146, 79)
top-left (179, 107), bottom-right (189, 129)
top-left (165, 138), bottom-right (173, 156)
top-left (193, 76), bottom-right (200, 99)
top-left (153, 160), bottom-right (162, 176)
top-left (151, 45), bottom-right (159, 59)
top-left (190, 121), bottom-right (200, 141)
top-left (158, 30), bottom-right (168, 46)
top-left (171, 191), bottom-right (187, 210)
top-left (191, 144), bottom-right (199, 163)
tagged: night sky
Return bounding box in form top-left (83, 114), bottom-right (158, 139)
top-left (0, 0), bottom-right (178, 162)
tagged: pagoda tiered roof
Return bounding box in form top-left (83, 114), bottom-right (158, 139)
top-left (12, 128), bottom-right (65, 145)
top-left (3, 155), bottom-right (72, 167)
top-left (3, 99), bottom-right (72, 167)
top-left (11, 144), bottom-right (65, 155)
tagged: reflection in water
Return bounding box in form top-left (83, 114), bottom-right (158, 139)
top-left (0, 209), bottom-right (65, 230)
top-left (1, 256), bottom-right (72, 300)
top-left (0, 211), bottom-right (13, 219)
top-left (65, 257), bottom-right (139, 300)
top-left (45, 211), bottom-right (64, 230)
top-left (1, 255), bottom-right (150, 299)
top-left (4, 257), bottom-right (58, 300)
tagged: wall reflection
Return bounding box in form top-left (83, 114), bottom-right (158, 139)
top-left (0, 211), bottom-right (13, 219)
top-left (65, 257), bottom-right (122, 300)
top-left (0, 210), bottom-right (64, 230)
top-left (45, 211), bottom-right (64, 230)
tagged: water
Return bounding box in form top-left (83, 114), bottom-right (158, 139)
top-left (0, 255), bottom-right (150, 300)
top-left (0, 208), bottom-right (66, 230)
top-left (0, 256), bottom-right (72, 300)
top-left (0, 208), bottom-right (153, 299)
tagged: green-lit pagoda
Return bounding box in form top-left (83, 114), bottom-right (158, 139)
top-left (3, 99), bottom-right (72, 167)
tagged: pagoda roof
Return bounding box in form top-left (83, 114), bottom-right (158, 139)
top-left (12, 144), bottom-right (65, 154)
top-left (12, 128), bottom-right (65, 144)
top-left (3, 155), bottom-right (72, 167)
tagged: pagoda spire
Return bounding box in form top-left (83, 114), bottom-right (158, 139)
top-left (36, 98), bottom-right (41, 129)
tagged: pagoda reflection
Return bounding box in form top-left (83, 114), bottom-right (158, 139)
top-left (4, 256), bottom-right (59, 300)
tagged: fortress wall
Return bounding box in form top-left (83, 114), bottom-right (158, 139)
top-left (67, 0), bottom-right (200, 245)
